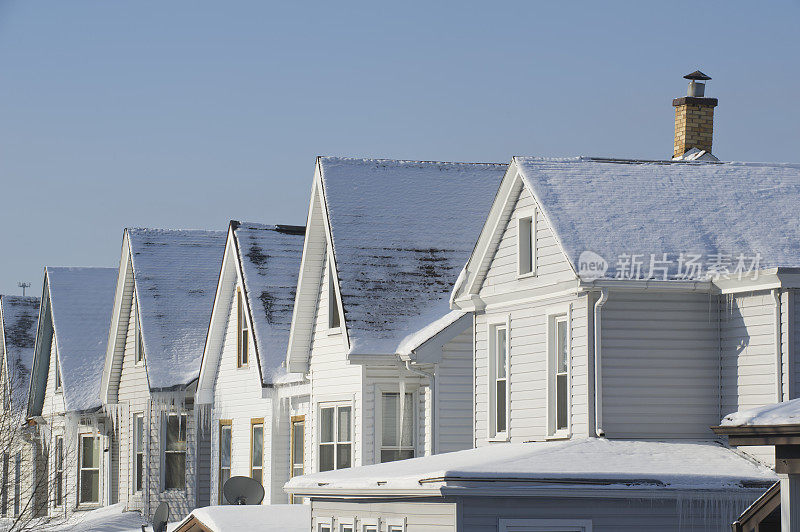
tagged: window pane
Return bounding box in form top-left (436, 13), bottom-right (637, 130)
top-left (135, 415), bottom-right (144, 448)
top-left (321, 408), bottom-right (335, 443)
top-left (252, 425), bottom-right (263, 467)
top-left (401, 393), bottom-right (414, 447)
top-left (496, 379), bottom-right (507, 433)
top-left (381, 393), bottom-right (398, 446)
top-left (557, 373), bottom-right (568, 430)
top-left (165, 453), bottom-right (186, 490)
top-left (251, 468), bottom-right (262, 484)
top-left (136, 455), bottom-right (143, 491)
top-left (557, 319), bottom-right (568, 373)
top-left (336, 443), bottom-right (351, 469)
top-left (167, 415), bottom-right (187, 451)
top-left (80, 471), bottom-right (99, 503)
top-left (380, 449), bottom-right (415, 463)
top-left (497, 328), bottom-right (507, 379)
top-left (337, 407), bottom-right (351, 442)
top-left (242, 332), bottom-right (249, 365)
top-left (220, 426), bottom-right (231, 468)
top-left (82, 437), bottom-right (98, 468)
top-left (220, 469), bottom-right (231, 501)
top-left (319, 444), bottom-right (334, 472)
top-left (292, 422), bottom-right (304, 469)
top-left (519, 216), bottom-right (533, 274)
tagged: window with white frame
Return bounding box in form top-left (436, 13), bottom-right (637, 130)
top-left (164, 413), bottom-right (187, 490)
top-left (237, 288), bottom-right (249, 367)
top-left (327, 261), bottom-right (340, 330)
top-left (251, 420), bottom-right (263, 484)
top-left (218, 420), bottom-right (231, 502)
top-left (54, 436), bottom-right (63, 506)
top-left (386, 518), bottom-right (406, 532)
top-left (517, 210), bottom-right (536, 277)
top-left (317, 520), bottom-right (333, 532)
top-left (290, 416), bottom-right (305, 504)
top-left (549, 313), bottom-right (570, 436)
top-left (79, 435), bottom-right (100, 504)
top-left (488, 321), bottom-right (510, 438)
top-left (361, 522), bottom-right (379, 532)
top-left (380, 391), bottom-right (414, 463)
top-left (133, 413), bottom-right (144, 492)
top-left (135, 309), bottom-right (145, 365)
top-left (319, 404), bottom-right (351, 472)
top-left (339, 521), bottom-right (355, 532)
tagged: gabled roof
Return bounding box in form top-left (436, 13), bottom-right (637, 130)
top-left (0, 295), bottom-right (40, 405)
top-left (318, 157), bottom-right (505, 355)
top-left (233, 222), bottom-right (305, 384)
top-left (45, 267), bottom-right (117, 412)
top-left (127, 228), bottom-right (226, 390)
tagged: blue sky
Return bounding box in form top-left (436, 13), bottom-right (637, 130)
top-left (1, 1), bottom-right (798, 295)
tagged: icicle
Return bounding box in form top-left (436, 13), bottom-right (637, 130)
top-left (398, 376), bottom-right (406, 451)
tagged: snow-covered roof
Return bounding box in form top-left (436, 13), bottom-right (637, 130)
top-left (515, 157), bottom-right (800, 280)
top-left (127, 228), bottom-right (226, 390)
top-left (319, 157), bottom-right (505, 355)
top-left (176, 505), bottom-right (310, 532)
top-left (233, 222), bottom-right (304, 384)
top-left (47, 267), bottom-right (118, 412)
top-left (1, 295), bottom-right (40, 379)
top-left (286, 438), bottom-right (776, 494)
top-left (721, 399), bottom-right (800, 427)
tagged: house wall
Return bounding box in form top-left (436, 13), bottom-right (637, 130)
top-left (270, 386), bottom-right (310, 503)
top-left (312, 498), bottom-right (456, 532)
top-left (600, 291), bottom-right (720, 438)
top-left (435, 328), bottom-right (474, 454)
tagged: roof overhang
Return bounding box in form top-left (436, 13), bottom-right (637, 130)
top-left (712, 424), bottom-right (800, 446)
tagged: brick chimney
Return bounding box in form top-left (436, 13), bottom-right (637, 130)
top-left (673, 70), bottom-right (718, 158)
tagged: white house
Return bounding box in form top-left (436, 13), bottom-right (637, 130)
top-left (195, 221), bottom-right (307, 505)
top-left (0, 294), bottom-right (42, 521)
top-left (287, 153), bottom-right (800, 530)
top-left (285, 157), bottom-right (505, 477)
top-left (26, 267), bottom-right (118, 519)
top-left (99, 228), bottom-right (226, 520)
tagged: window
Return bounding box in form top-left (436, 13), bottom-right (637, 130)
top-left (54, 353), bottom-right (62, 391)
top-left (488, 322), bottom-right (510, 438)
top-left (13, 452), bottom-right (20, 516)
top-left (133, 414), bottom-right (144, 492)
top-left (327, 262), bottom-right (340, 330)
top-left (164, 413), bottom-right (187, 490)
top-left (548, 313), bottom-right (570, 436)
top-left (362, 523), bottom-right (378, 532)
top-left (380, 392), bottom-right (414, 463)
top-left (339, 523), bottom-right (354, 532)
top-left (517, 212), bottom-right (536, 276)
top-left (135, 309), bottom-right (145, 365)
top-left (237, 289), bottom-right (249, 367)
top-left (319, 405), bottom-right (351, 472)
top-left (318, 523), bottom-right (332, 532)
top-left (54, 436), bottom-right (64, 506)
top-left (386, 519), bottom-right (406, 532)
top-left (79, 435), bottom-right (100, 504)
top-left (251, 420), bottom-right (263, 484)
top-left (290, 416), bottom-right (305, 504)
top-left (1, 452), bottom-right (7, 516)
top-left (218, 420), bottom-right (231, 502)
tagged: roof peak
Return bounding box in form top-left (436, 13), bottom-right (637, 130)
top-left (319, 155), bottom-right (505, 167)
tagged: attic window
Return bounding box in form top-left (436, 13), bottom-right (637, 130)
top-left (135, 310), bottom-right (144, 365)
top-left (517, 211), bottom-right (536, 277)
top-left (54, 353), bottom-right (62, 391)
top-left (327, 261), bottom-right (341, 330)
top-left (237, 288), bottom-right (249, 367)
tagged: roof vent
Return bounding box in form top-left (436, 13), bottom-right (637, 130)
top-left (685, 70), bottom-right (711, 97)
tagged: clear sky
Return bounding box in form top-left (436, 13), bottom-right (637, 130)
top-left (1, 0), bottom-right (798, 295)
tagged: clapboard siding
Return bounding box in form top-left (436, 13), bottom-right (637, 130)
top-left (601, 291), bottom-right (720, 438)
top-left (436, 328), bottom-right (473, 454)
top-left (312, 498), bottom-right (456, 531)
top-left (792, 289), bottom-right (800, 397)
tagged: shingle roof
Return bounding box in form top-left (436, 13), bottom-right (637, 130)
top-left (515, 157), bottom-right (800, 280)
top-left (233, 222), bottom-right (304, 384)
top-left (47, 267), bottom-right (117, 412)
top-left (319, 157), bottom-right (505, 355)
top-left (0, 295), bottom-right (40, 404)
top-left (128, 228), bottom-right (226, 390)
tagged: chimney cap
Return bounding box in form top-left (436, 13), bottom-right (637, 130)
top-left (684, 70), bottom-right (711, 81)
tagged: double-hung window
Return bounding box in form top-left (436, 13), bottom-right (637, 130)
top-left (237, 289), bottom-right (249, 367)
top-left (13, 452), bottom-right (20, 516)
top-left (79, 435), bottom-right (100, 504)
top-left (319, 405), bottom-right (351, 472)
top-left (548, 312), bottom-right (570, 436)
top-left (380, 392), bottom-right (414, 463)
top-left (290, 416), bottom-right (305, 504)
top-left (54, 437), bottom-right (63, 506)
top-left (218, 420), bottom-right (231, 502)
top-left (251, 420), bottom-right (263, 484)
top-left (133, 414), bottom-right (144, 492)
top-left (164, 413), bottom-right (187, 490)
top-left (489, 321), bottom-right (510, 438)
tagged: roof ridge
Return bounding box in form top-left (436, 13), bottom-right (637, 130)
top-left (319, 155), bottom-right (506, 167)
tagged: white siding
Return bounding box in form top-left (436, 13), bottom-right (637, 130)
top-left (601, 291), bottom-right (720, 438)
top-left (312, 498), bottom-right (455, 532)
top-left (436, 328), bottom-right (474, 454)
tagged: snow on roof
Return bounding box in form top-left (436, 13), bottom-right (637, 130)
top-left (515, 157), bottom-right (800, 280)
top-left (286, 438), bottom-right (776, 493)
top-left (395, 309), bottom-right (466, 358)
top-left (319, 157), bottom-right (505, 355)
top-left (127, 228), bottom-right (226, 390)
top-left (233, 222), bottom-right (304, 384)
top-left (1, 295), bottom-right (40, 378)
top-left (177, 505), bottom-right (310, 532)
top-left (47, 267), bottom-right (118, 412)
top-left (721, 398), bottom-right (800, 427)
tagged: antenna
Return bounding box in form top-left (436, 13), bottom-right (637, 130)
top-left (223, 476), bottom-right (265, 505)
top-left (17, 282), bottom-right (31, 297)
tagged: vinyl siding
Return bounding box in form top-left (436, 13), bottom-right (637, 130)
top-left (312, 498), bottom-right (455, 531)
top-left (601, 291), bottom-right (720, 438)
top-left (436, 328), bottom-right (474, 454)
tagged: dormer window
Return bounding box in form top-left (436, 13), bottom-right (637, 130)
top-left (135, 309), bottom-right (144, 366)
top-left (327, 261), bottom-right (340, 330)
top-left (237, 288), bottom-right (249, 367)
top-left (517, 210), bottom-right (536, 277)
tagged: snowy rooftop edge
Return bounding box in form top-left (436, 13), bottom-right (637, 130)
top-left (721, 398), bottom-right (800, 427)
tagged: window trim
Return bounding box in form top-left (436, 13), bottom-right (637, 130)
top-left (237, 288), bottom-right (250, 368)
top-left (337, 518), bottom-right (356, 532)
top-left (250, 418), bottom-right (264, 484)
top-left (315, 517), bottom-right (334, 532)
top-left (386, 517), bottom-right (407, 532)
top-left (487, 315), bottom-right (511, 441)
top-left (132, 413), bottom-right (145, 493)
top-left (218, 419), bottom-right (232, 503)
top-left (499, 518), bottom-right (592, 532)
top-left (546, 304), bottom-right (572, 439)
top-left (374, 385), bottom-right (418, 464)
top-left (162, 412), bottom-right (188, 492)
top-left (516, 208), bottom-right (537, 278)
top-left (317, 402), bottom-right (353, 472)
top-left (78, 433), bottom-right (101, 506)
top-left (360, 519), bottom-right (380, 532)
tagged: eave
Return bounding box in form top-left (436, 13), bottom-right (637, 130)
top-left (711, 424), bottom-right (800, 445)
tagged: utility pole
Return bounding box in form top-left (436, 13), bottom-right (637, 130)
top-left (17, 282), bottom-right (31, 297)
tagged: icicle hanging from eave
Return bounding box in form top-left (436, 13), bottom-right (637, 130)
top-left (398, 376), bottom-right (406, 452)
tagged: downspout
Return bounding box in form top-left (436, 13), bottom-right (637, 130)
top-left (775, 289), bottom-right (783, 402)
top-left (404, 360), bottom-right (436, 455)
top-left (593, 289), bottom-right (609, 438)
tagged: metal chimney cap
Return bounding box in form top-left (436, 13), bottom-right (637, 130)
top-left (684, 70), bottom-right (711, 81)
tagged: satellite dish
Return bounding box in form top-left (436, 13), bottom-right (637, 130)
top-left (223, 476), bottom-right (265, 505)
top-left (151, 501), bottom-right (169, 532)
